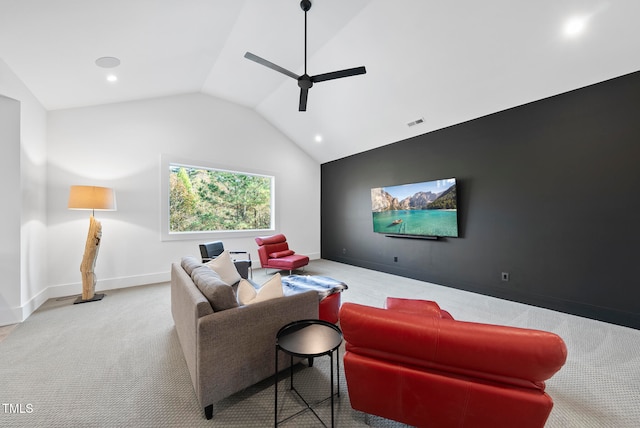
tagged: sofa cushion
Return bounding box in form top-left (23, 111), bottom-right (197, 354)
top-left (269, 250), bottom-right (295, 258)
top-left (264, 254), bottom-right (309, 269)
top-left (237, 273), bottom-right (284, 305)
top-left (262, 242), bottom-right (289, 255)
top-left (205, 250), bottom-right (242, 286)
top-left (181, 256), bottom-right (203, 276)
top-left (191, 266), bottom-right (238, 312)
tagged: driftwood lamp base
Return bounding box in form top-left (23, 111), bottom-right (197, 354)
top-left (74, 215), bottom-right (104, 304)
top-left (74, 293), bottom-right (105, 304)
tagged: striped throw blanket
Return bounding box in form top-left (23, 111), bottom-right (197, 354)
top-left (281, 275), bottom-right (348, 299)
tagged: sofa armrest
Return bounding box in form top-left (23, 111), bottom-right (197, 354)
top-left (171, 262), bottom-right (214, 401)
top-left (195, 290), bottom-right (319, 405)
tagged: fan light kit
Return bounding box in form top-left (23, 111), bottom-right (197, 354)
top-left (244, 0), bottom-right (366, 111)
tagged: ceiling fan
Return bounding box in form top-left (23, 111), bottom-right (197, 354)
top-left (244, 0), bottom-right (366, 112)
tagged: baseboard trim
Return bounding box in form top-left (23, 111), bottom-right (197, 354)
top-left (0, 271), bottom-right (170, 327)
top-left (46, 271), bottom-right (170, 299)
top-left (323, 255), bottom-right (640, 330)
top-left (0, 306), bottom-right (23, 327)
top-left (2, 258), bottom-right (322, 327)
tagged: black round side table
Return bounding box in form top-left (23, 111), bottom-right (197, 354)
top-left (275, 319), bottom-right (343, 427)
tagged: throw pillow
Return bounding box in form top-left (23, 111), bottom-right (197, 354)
top-left (269, 250), bottom-right (295, 258)
top-left (205, 250), bottom-right (242, 286)
top-left (191, 266), bottom-right (239, 312)
top-left (237, 279), bottom-right (258, 305)
top-left (237, 273), bottom-right (284, 305)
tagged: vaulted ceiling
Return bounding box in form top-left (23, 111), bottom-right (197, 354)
top-left (2, 0), bottom-right (639, 163)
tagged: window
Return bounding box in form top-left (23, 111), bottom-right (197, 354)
top-left (161, 155), bottom-right (275, 240)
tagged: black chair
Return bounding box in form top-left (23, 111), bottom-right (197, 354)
top-left (199, 241), bottom-right (252, 279)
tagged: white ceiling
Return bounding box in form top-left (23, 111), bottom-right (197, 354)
top-left (1, 0), bottom-right (639, 163)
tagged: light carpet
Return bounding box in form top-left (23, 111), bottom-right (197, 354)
top-left (1, 259), bottom-right (638, 427)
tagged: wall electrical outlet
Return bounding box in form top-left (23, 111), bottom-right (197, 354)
top-left (394, 256), bottom-right (398, 262)
top-left (501, 272), bottom-right (510, 282)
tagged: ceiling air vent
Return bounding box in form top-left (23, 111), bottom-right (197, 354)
top-left (407, 117), bottom-right (424, 127)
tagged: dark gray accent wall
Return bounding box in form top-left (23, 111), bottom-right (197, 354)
top-left (321, 71), bottom-right (640, 329)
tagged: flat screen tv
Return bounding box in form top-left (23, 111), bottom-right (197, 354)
top-left (371, 178), bottom-right (458, 238)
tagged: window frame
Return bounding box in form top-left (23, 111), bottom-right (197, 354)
top-left (160, 154), bottom-right (277, 241)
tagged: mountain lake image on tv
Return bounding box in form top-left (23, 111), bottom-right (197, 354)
top-left (371, 178), bottom-right (458, 238)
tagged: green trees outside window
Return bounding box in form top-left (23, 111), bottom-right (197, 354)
top-left (169, 165), bottom-right (273, 232)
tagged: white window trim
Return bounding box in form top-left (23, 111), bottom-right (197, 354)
top-left (160, 154), bottom-right (277, 241)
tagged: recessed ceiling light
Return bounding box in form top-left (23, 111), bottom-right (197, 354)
top-left (314, 134), bottom-right (323, 143)
top-left (95, 56), bottom-right (121, 68)
top-left (564, 16), bottom-right (588, 37)
top-left (106, 74), bottom-right (118, 83)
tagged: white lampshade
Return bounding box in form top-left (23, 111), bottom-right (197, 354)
top-left (68, 185), bottom-right (117, 211)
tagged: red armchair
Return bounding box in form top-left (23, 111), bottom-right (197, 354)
top-left (339, 298), bottom-right (567, 428)
top-left (254, 234), bottom-right (309, 274)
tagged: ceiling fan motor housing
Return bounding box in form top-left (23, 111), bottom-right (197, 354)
top-left (298, 75), bottom-right (313, 89)
top-left (245, 0), bottom-right (365, 111)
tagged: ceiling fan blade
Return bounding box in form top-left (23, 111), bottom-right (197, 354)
top-left (299, 88), bottom-right (309, 112)
top-left (244, 52), bottom-right (299, 80)
top-left (311, 66), bottom-right (366, 83)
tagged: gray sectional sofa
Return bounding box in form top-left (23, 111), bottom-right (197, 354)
top-left (170, 256), bottom-right (318, 419)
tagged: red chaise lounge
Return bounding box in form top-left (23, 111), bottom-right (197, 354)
top-left (254, 234), bottom-right (309, 275)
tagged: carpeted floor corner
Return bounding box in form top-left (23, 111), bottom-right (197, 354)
top-left (1, 259), bottom-right (639, 427)
top-left (0, 275), bottom-right (403, 427)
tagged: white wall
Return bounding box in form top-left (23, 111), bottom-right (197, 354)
top-left (0, 95), bottom-right (21, 323)
top-left (0, 59), bottom-right (48, 325)
top-left (46, 92), bottom-right (320, 297)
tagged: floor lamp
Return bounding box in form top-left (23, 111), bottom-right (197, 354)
top-left (68, 185), bottom-right (117, 304)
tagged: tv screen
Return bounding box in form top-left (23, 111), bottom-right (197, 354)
top-left (371, 178), bottom-right (458, 238)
